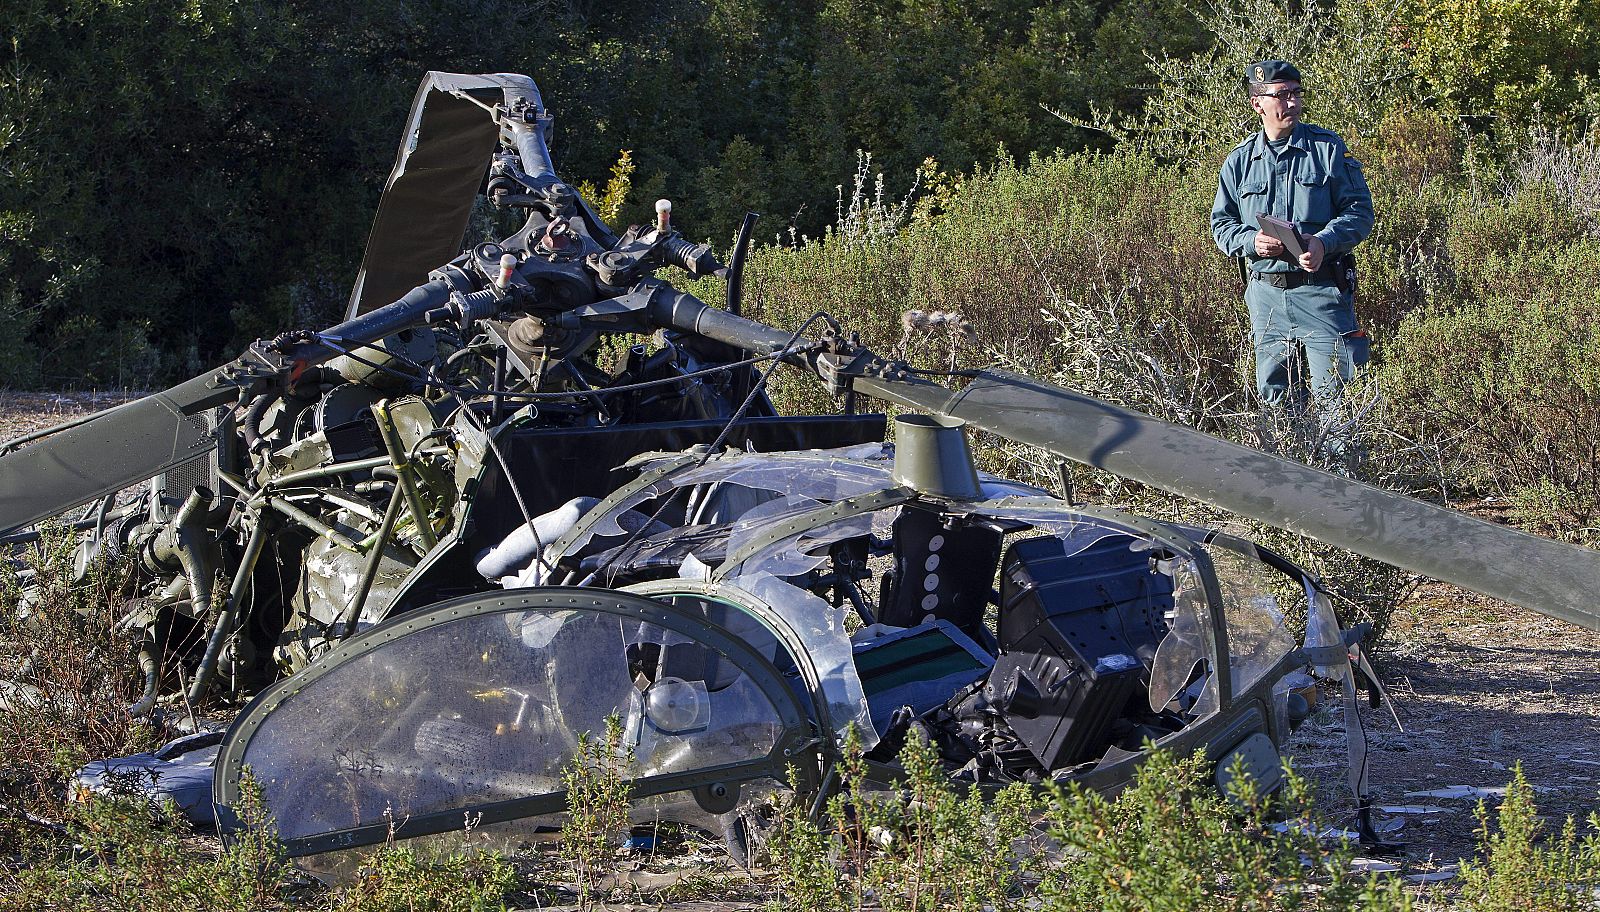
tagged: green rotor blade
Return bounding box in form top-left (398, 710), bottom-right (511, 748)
top-left (0, 372), bottom-right (235, 535)
top-left (857, 369), bottom-right (1600, 631)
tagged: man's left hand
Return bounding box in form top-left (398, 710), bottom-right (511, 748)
top-left (1298, 236), bottom-right (1325, 273)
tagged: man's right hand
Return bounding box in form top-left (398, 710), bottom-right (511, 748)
top-left (1253, 231), bottom-right (1285, 258)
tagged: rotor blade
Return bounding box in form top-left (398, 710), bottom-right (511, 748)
top-left (0, 372), bottom-right (235, 535)
top-left (346, 73), bottom-right (511, 320)
top-left (855, 369), bottom-right (1600, 631)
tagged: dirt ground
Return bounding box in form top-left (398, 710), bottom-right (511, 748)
top-left (0, 390), bottom-right (142, 443)
top-left (5, 390), bottom-right (1598, 900)
top-left (1287, 581), bottom-right (1600, 882)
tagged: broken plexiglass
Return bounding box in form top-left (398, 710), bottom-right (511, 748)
top-left (560, 446), bottom-right (898, 554)
top-left (558, 446), bottom-right (1052, 579)
top-left (1148, 557), bottom-right (1221, 717)
top-left (233, 606), bottom-right (789, 844)
top-left (717, 573), bottom-right (879, 747)
top-left (1202, 542), bottom-right (1298, 698)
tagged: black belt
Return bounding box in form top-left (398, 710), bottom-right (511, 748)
top-left (1250, 266), bottom-right (1337, 289)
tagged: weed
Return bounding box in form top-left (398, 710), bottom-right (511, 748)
top-left (1064, 0), bottom-right (1418, 166)
top-left (558, 712), bottom-right (633, 904)
top-left (1380, 287), bottom-right (1600, 542)
top-left (1042, 750), bottom-right (1409, 912)
top-left (1458, 765), bottom-right (1600, 912)
top-left (764, 726), bottom-right (1038, 912)
top-left (1, 784), bottom-right (295, 912)
top-left (207, 772), bottom-right (292, 910)
top-left (331, 844), bottom-right (515, 912)
top-left (765, 774), bottom-right (849, 912)
top-left (0, 523), bottom-right (155, 822)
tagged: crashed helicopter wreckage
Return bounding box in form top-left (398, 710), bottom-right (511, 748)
top-left (3, 71), bottom-right (1598, 864)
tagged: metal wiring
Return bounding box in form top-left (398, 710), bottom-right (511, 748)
top-left (590, 310), bottom-right (834, 587)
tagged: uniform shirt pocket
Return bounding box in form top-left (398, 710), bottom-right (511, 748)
top-left (1293, 172), bottom-right (1332, 226)
top-left (1238, 180), bottom-right (1270, 226)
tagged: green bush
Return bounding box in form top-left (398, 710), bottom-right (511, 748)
top-left (331, 845), bottom-right (516, 912)
top-left (732, 151), bottom-right (1245, 416)
top-left (1043, 751), bottom-right (1411, 912)
top-left (1458, 765), bottom-right (1600, 912)
top-left (1399, 0), bottom-right (1600, 132)
top-left (1380, 292), bottom-right (1600, 540)
top-left (763, 737), bottom-right (1420, 912)
top-left (1075, 0), bottom-right (1419, 167)
top-left (0, 524), bottom-right (156, 823)
top-left (558, 712), bottom-right (633, 904)
top-left (765, 726), bottom-right (1039, 912)
top-left (1, 779), bottom-right (291, 912)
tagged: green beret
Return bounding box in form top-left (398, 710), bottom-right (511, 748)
top-left (1245, 60), bottom-right (1302, 87)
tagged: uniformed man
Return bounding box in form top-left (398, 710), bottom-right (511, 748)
top-left (1211, 60), bottom-right (1373, 409)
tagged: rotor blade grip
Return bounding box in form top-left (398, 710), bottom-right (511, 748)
top-left (855, 370), bottom-right (1600, 631)
top-left (0, 371), bottom-right (235, 535)
top-left (317, 276), bottom-right (463, 354)
top-left (647, 286), bottom-right (797, 356)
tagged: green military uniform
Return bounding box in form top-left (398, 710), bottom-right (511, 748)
top-left (1210, 63), bottom-right (1374, 407)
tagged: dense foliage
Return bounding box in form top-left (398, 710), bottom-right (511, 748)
top-left (0, 0), bottom-right (1203, 386)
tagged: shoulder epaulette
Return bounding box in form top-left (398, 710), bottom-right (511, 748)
top-left (1225, 134), bottom-right (1257, 160)
top-left (1303, 124), bottom-right (1344, 144)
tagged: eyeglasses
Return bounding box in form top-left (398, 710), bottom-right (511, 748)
top-left (1253, 87), bottom-right (1305, 102)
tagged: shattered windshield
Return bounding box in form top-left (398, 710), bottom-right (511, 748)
top-left (230, 602), bottom-right (793, 844)
top-left (569, 445), bottom-right (897, 547)
top-left (453, 448), bottom-right (1308, 790)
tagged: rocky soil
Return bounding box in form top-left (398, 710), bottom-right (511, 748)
top-left (1283, 580), bottom-right (1600, 895)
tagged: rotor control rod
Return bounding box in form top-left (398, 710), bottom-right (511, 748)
top-left (303, 272), bottom-right (477, 359)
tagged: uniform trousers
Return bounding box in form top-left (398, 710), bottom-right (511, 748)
top-left (1244, 276), bottom-right (1360, 407)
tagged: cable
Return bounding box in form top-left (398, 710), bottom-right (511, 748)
top-left (439, 385), bottom-right (549, 580)
top-left (695, 311), bottom-right (830, 465)
top-left (315, 307), bottom-right (829, 588)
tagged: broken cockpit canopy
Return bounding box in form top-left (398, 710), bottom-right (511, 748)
top-left (214, 589), bottom-right (815, 859)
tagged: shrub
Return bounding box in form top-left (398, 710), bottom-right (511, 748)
top-left (1398, 0), bottom-right (1600, 132)
top-left (558, 712), bottom-right (632, 904)
top-left (1074, 0), bottom-right (1419, 167)
top-left (764, 726), bottom-right (1039, 912)
top-left (1380, 291), bottom-right (1600, 540)
top-left (331, 845), bottom-right (515, 912)
top-left (1, 779), bottom-right (293, 912)
top-left (0, 523), bottom-right (156, 823)
top-left (764, 737), bottom-right (1416, 912)
top-left (1042, 751), bottom-right (1411, 912)
top-left (765, 776), bottom-right (851, 912)
top-left (1458, 765), bottom-right (1600, 912)
top-left (1509, 130), bottom-right (1600, 236)
top-left (734, 151), bottom-right (1243, 412)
